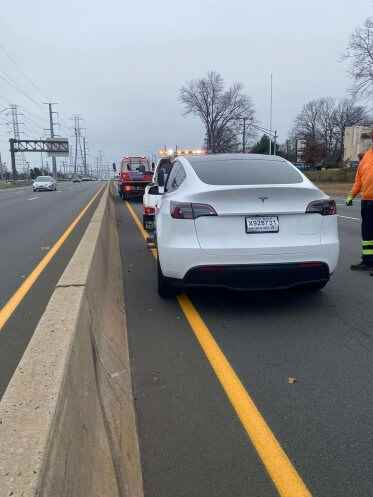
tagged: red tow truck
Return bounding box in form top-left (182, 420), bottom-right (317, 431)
top-left (118, 156), bottom-right (153, 200)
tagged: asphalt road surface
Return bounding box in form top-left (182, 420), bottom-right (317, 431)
top-left (0, 181), bottom-right (104, 398)
top-left (116, 195), bottom-right (373, 497)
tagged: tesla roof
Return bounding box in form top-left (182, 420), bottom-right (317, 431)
top-left (186, 153), bottom-right (285, 163)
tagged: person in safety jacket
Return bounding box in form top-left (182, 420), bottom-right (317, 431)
top-left (346, 133), bottom-right (373, 272)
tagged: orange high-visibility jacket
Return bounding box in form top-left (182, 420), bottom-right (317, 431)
top-left (351, 148), bottom-right (373, 200)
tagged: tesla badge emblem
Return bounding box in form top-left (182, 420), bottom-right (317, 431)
top-left (258, 196), bottom-right (268, 203)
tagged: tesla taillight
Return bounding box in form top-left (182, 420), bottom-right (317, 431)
top-left (192, 203), bottom-right (218, 218)
top-left (170, 202), bottom-right (194, 219)
top-left (170, 202), bottom-right (217, 219)
top-left (144, 207), bottom-right (155, 215)
top-left (306, 200), bottom-right (336, 216)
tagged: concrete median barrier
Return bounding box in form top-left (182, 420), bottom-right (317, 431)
top-left (0, 185), bottom-right (144, 497)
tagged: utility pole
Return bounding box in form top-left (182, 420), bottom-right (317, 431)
top-left (242, 117), bottom-right (247, 153)
top-left (44, 103), bottom-right (58, 179)
top-left (269, 73), bottom-right (273, 155)
top-left (72, 115), bottom-right (83, 175)
top-left (237, 116), bottom-right (249, 153)
top-left (74, 122), bottom-right (78, 174)
top-left (9, 139), bottom-right (17, 181)
top-left (40, 139), bottom-right (44, 172)
top-left (83, 137), bottom-right (87, 176)
top-left (0, 151), bottom-right (3, 180)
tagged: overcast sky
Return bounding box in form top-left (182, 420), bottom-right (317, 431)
top-left (0, 0), bottom-right (371, 169)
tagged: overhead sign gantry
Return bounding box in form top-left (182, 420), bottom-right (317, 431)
top-left (9, 138), bottom-right (69, 180)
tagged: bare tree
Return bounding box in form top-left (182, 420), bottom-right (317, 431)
top-left (333, 98), bottom-right (371, 160)
top-left (210, 125), bottom-right (240, 153)
top-left (293, 97), bottom-right (370, 164)
top-left (294, 99), bottom-right (321, 141)
top-left (345, 18), bottom-right (373, 98)
top-left (179, 71), bottom-right (255, 153)
top-left (317, 98), bottom-right (337, 158)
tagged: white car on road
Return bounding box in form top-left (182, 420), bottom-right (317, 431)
top-left (155, 153), bottom-right (339, 297)
top-left (33, 175), bottom-right (57, 192)
top-left (142, 158), bottom-right (172, 230)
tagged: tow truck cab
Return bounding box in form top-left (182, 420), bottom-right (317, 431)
top-left (118, 156), bottom-right (153, 200)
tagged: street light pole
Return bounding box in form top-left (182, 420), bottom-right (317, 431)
top-left (269, 73), bottom-right (273, 155)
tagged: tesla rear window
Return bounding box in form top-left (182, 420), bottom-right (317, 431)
top-left (190, 159), bottom-right (303, 185)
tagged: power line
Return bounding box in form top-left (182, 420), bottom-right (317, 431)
top-left (0, 44), bottom-right (45, 98)
top-left (0, 70), bottom-right (43, 109)
top-left (20, 105), bottom-right (47, 126)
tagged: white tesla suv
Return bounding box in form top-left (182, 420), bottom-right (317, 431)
top-left (155, 154), bottom-right (339, 298)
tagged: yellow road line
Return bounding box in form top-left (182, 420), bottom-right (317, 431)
top-left (125, 201), bottom-right (148, 240)
top-left (125, 201), bottom-right (157, 257)
top-left (177, 294), bottom-right (312, 497)
top-left (124, 200), bottom-right (313, 497)
top-left (0, 185), bottom-right (105, 331)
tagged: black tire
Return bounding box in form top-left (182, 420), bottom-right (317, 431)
top-left (157, 258), bottom-right (175, 298)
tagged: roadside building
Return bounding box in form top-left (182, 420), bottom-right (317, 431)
top-left (344, 126), bottom-right (373, 166)
top-left (296, 139), bottom-right (306, 164)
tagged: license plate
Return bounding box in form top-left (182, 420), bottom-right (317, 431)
top-left (245, 216), bottom-right (279, 233)
top-left (145, 220), bottom-right (154, 230)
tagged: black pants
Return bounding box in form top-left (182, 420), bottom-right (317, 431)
top-left (361, 200), bottom-right (373, 264)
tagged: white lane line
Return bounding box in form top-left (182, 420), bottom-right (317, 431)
top-left (338, 215), bottom-right (360, 221)
top-left (28, 196), bottom-right (40, 201)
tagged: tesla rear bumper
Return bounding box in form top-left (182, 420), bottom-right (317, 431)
top-left (176, 262), bottom-right (330, 290)
top-left (163, 262), bottom-right (330, 291)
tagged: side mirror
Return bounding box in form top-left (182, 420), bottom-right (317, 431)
top-left (148, 185), bottom-right (160, 195)
top-left (158, 169), bottom-right (165, 187)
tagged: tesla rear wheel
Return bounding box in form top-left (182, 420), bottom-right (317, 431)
top-left (157, 258), bottom-right (175, 298)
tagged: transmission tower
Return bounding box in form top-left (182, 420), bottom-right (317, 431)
top-left (71, 115), bottom-right (84, 174)
top-left (44, 102), bottom-right (58, 178)
top-left (96, 150), bottom-right (104, 179)
top-left (9, 104), bottom-right (27, 173)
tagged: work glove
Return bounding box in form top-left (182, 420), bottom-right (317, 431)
top-left (346, 195), bottom-right (353, 207)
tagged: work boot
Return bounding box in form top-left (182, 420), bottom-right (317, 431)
top-left (350, 261), bottom-right (373, 271)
